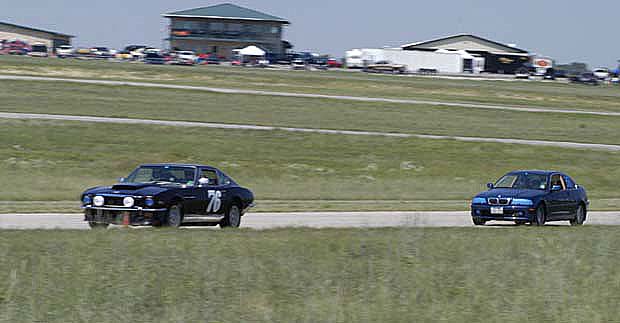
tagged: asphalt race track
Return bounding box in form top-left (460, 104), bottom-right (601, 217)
top-left (2, 211), bottom-right (620, 230)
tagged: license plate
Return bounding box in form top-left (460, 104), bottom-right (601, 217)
top-left (491, 207), bottom-right (504, 215)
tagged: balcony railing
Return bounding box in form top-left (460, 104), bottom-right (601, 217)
top-left (170, 29), bottom-right (279, 42)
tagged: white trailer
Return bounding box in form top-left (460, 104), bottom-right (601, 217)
top-left (349, 48), bottom-right (485, 74)
top-left (345, 49), bottom-right (364, 68)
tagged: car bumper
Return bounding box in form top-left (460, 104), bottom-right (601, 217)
top-left (471, 205), bottom-right (536, 222)
top-left (83, 206), bottom-right (167, 226)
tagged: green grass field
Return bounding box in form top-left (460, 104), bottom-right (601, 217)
top-left (1, 119), bottom-right (620, 212)
top-left (2, 55), bottom-right (620, 112)
top-left (2, 227), bottom-right (620, 322)
top-left (2, 80), bottom-right (620, 145)
top-left (1, 56), bottom-right (620, 212)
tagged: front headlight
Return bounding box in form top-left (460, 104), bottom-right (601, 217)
top-left (93, 196), bottom-right (104, 206)
top-left (145, 197), bottom-right (155, 207)
top-left (512, 199), bottom-right (533, 206)
top-left (82, 195), bottom-right (92, 205)
top-left (123, 197), bottom-right (135, 207)
top-left (472, 197), bottom-right (487, 204)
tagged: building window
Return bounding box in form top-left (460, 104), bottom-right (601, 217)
top-left (271, 26), bottom-right (279, 34)
top-left (227, 23), bottom-right (242, 32)
top-left (211, 22), bottom-right (224, 32)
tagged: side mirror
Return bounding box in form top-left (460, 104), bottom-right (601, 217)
top-left (487, 183), bottom-right (494, 189)
top-left (551, 185), bottom-right (562, 191)
top-left (118, 177), bottom-right (126, 183)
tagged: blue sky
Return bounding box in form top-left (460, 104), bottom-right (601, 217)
top-left (3, 0), bottom-right (619, 67)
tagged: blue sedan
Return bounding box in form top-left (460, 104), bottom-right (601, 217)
top-left (471, 170), bottom-right (589, 226)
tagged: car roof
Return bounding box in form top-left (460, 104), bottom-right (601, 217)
top-left (507, 170), bottom-right (564, 176)
top-left (139, 163), bottom-right (216, 169)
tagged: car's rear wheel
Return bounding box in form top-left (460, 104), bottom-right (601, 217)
top-left (532, 205), bottom-right (546, 226)
top-left (166, 204), bottom-right (183, 228)
top-left (570, 204), bottom-right (586, 226)
top-left (88, 222), bottom-right (109, 229)
top-left (472, 217), bottom-right (486, 226)
top-left (221, 204), bottom-right (241, 228)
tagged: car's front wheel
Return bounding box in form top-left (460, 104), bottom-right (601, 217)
top-left (221, 204), bottom-right (241, 228)
top-left (570, 204), bottom-right (586, 226)
top-left (88, 222), bottom-right (109, 229)
top-left (532, 205), bottom-right (546, 226)
top-left (166, 204), bottom-right (183, 228)
top-left (472, 217), bottom-right (486, 226)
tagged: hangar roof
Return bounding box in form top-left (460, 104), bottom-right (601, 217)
top-left (401, 34), bottom-right (529, 55)
top-left (0, 21), bottom-right (74, 38)
top-left (163, 3), bottom-right (289, 24)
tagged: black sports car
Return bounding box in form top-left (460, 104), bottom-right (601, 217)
top-left (471, 170), bottom-right (588, 226)
top-left (81, 164), bottom-right (254, 228)
top-left (570, 72), bottom-right (599, 85)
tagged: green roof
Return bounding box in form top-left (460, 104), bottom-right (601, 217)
top-left (0, 21), bottom-right (74, 38)
top-left (164, 3), bottom-right (289, 23)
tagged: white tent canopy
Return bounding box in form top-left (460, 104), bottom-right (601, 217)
top-left (238, 45), bottom-right (265, 56)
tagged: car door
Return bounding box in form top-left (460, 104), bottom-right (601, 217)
top-left (175, 168), bottom-right (202, 215)
top-left (178, 186), bottom-right (203, 216)
top-left (547, 174), bottom-right (570, 219)
top-left (563, 175), bottom-right (579, 216)
top-left (198, 168), bottom-right (226, 215)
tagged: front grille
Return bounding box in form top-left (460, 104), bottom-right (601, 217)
top-left (104, 196), bottom-right (124, 206)
top-left (101, 195), bottom-right (144, 207)
top-left (488, 198), bottom-right (512, 205)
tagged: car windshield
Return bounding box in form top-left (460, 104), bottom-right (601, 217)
top-left (125, 166), bottom-right (197, 186)
top-left (494, 173), bottom-right (548, 190)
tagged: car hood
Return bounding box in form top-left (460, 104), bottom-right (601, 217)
top-left (475, 188), bottom-right (545, 199)
top-left (84, 183), bottom-right (170, 196)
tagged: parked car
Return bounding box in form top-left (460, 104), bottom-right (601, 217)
top-left (172, 51), bottom-right (197, 65)
top-left (514, 67), bottom-right (531, 79)
top-left (81, 163), bottom-right (254, 228)
top-left (570, 72), bottom-right (599, 85)
top-left (115, 50), bottom-right (133, 60)
top-left (74, 47), bottom-right (92, 58)
top-left (144, 52), bottom-right (167, 65)
top-left (593, 68), bottom-right (610, 80)
top-left (90, 47), bottom-right (113, 59)
top-left (124, 45), bottom-right (148, 60)
top-left (257, 58), bottom-right (270, 67)
top-left (202, 54), bottom-right (221, 65)
top-left (553, 69), bottom-right (568, 79)
top-left (55, 45), bottom-right (74, 58)
top-left (266, 53), bottom-right (292, 65)
top-left (327, 58), bottom-right (343, 68)
top-left (471, 170), bottom-right (588, 226)
top-left (543, 68), bottom-right (556, 80)
top-left (365, 61), bottom-right (406, 74)
top-left (291, 58), bottom-right (307, 70)
top-left (312, 56), bottom-right (329, 70)
top-left (1, 40), bottom-right (29, 55)
top-left (28, 43), bottom-right (48, 57)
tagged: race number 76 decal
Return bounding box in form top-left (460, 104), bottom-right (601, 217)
top-left (207, 190), bottom-right (222, 213)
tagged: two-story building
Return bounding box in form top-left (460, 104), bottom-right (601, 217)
top-left (163, 3), bottom-right (289, 59)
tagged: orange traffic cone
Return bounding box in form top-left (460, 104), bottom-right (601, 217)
top-left (122, 212), bottom-right (130, 227)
